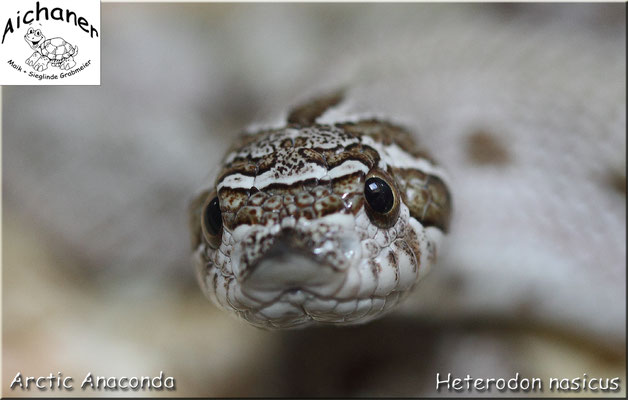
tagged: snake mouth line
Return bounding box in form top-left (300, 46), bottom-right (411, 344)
top-left (212, 262), bottom-right (409, 326)
top-left (240, 290), bottom-right (406, 329)
top-left (223, 267), bottom-right (351, 310)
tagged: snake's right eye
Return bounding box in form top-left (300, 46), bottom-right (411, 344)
top-left (201, 195), bottom-right (222, 248)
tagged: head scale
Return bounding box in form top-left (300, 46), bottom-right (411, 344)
top-left (190, 93), bottom-right (452, 329)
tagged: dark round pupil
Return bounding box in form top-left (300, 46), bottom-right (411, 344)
top-left (204, 197), bottom-right (222, 235)
top-left (364, 177), bottom-right (394, 213)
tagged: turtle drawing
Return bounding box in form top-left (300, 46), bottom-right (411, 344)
top-left (23, 27), bottom-right (78, 72)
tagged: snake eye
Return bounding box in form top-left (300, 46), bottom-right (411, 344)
top-left (364, 177), bottom-right (394, 213)
top-left (204, 197), bottom-right (222, 235)
top-left (201, 195), bottom-right (222, 248)
top-left (363, 169), bottom-right (400, 228)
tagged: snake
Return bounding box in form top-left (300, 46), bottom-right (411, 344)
top-left (190, 93), bottom-right (453, 328)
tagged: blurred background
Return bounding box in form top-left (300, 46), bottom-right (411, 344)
top-left (3, 3), bottom-right (626, 397)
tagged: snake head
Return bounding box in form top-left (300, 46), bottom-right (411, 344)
top-left (190, 102), bottom-right (451, 329)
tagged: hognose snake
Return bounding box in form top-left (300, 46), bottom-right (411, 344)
top-left (190, 92), bottom-right (452, 328)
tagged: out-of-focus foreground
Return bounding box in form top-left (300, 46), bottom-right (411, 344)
top-left (3, 3), bottom-right (626, 397)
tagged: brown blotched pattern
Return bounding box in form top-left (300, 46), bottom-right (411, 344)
top-left (287, 91), bottom-right (345, 126)
top-left (465, 129), bottom-right (511, 166)
top-left (339, 120), bottom-right (435, 163)
top-left (392, 167), bottom-right (452, 232)
top-left (218, 182), bottom-right (366, 232)
top-left (212, 121), bottom-right (450, 232)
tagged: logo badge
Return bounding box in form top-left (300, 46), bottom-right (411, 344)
top-left (0, 0), bottom-right (100, 85)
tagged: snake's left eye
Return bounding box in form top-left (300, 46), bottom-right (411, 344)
top-left (201, 195), bottom-right (222, 248)
top-left (365, 177), bottom-right (394, 213)
top-left (363, 169), bottom-right (400, 228)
